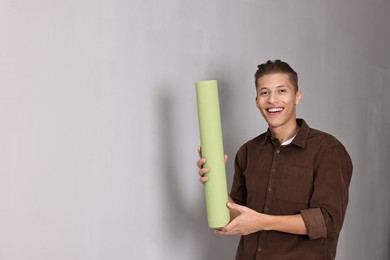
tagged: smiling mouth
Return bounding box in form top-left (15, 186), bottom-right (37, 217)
top-left (267, 107), bottom-right (284, 113)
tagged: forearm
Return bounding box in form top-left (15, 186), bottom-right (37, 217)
top-left (216, 202), bottom-right (308, 236)
top-left (263, 213), bottom-right (308, 235)
top-left (227, 197), bottom-right (307, 235)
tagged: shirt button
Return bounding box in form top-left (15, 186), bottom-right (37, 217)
top-left (264, 208), bottom-right (269, 212)
top-left (268, 188), bottom-right (272, 192)
top-left (276, 149), bottom-right (280, 154)
top-left (272, 169), bottom-right (276, 173)
top-left (258, 248), bottom-right (262, 252)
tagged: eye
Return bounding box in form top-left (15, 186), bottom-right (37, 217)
top-left (259, 90), bottom-right (269, 96)
top-left (278, 89), bottom-right (287, 94)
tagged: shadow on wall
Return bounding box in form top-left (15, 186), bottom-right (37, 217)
top-left (158, 89), bottom-right (238, 260)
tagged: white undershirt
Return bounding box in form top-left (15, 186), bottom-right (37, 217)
top-left (281, 135), bottom-right (296, 146)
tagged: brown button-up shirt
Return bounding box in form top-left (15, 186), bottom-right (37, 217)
top-left (230, 119), bottom-right (353, 260)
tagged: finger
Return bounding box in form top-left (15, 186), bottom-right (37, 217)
top-left (197, 147), bottom-right (202, 158)
top-left (224, 154), bottom-right (228, 164)
top-left (215, 221), bottom-right (238, 235)
top-left (214, 229), bottom-right (227, 235)
top-left (199, 176), bottom-right (209, 183)
top-left (227, 202), bottom-right (246, 213)
top-left (215, 229), bottom-right (241, 236)
top-left (214, 226), bottom-right (228, 235)
top-left (224, 218), bottom-right (238, 232)
top-left (198, 167), bottom-right (209, 177)
top-left (196, 158), bottom-right (206, 169)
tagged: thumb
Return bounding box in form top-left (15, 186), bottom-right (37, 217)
top-left (227, 202), bottom-right (246, 213)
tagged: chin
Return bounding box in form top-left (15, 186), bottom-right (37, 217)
top-left (264, 117), bottom-right (282, 127)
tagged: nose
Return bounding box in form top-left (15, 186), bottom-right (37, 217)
top-left (268, 91), bottom-right (278, 104)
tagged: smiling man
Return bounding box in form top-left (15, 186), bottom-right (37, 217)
top-left (197, 60), bottom-right (353, 259)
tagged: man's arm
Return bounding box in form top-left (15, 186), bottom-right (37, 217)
top-left (198, 151), bottom-right (308, 237)
top-left (215, 202), bottom-right (307, 236)
top-left (197, 148), bottom-right (309, 237)
top-left (299, 144), bottom-right (353, 240)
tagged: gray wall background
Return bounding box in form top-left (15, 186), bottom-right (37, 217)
top-left (0, 0), bottom-right (389, 259)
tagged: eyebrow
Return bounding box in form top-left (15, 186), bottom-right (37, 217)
top-left (259, 85), bottom-right (287, 91)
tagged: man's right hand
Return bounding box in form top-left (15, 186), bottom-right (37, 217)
top-left (196, 147), bottom-right (227, 184)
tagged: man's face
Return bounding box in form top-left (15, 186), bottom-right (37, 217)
top-left (255, 73), bottom-right (302, 131)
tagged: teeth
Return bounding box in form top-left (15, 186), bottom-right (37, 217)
top-left (268, 107), bottom-right (283, 112)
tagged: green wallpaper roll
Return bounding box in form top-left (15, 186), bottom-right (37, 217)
top-left (195, 80), bottom-right (230, 228)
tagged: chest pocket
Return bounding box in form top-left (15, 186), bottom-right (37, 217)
top-left (278, 165), bottom-right (313, 203)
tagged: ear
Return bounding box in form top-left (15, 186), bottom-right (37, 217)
top-left (255, 96), bottom-right (260, 108)
top-left (295, 91), bottom-right (302, 105)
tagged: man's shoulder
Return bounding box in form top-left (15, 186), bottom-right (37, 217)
top-left (246, 132), bottom-right (267, 146)
top-left (234, 133), bottom-right (266, 163)
top-left (306, 126), bottom-right (345, 149)
top-left (236, 132), bottom-right (267, 153)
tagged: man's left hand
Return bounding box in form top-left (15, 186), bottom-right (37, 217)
top-left (215, 202), bottom-right (268, 236)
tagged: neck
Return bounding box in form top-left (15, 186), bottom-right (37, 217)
top-left (269, 120), bottom-right (299, 144)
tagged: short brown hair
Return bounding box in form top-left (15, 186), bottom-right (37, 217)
top-left (254, 60), bottom-right (298, 92)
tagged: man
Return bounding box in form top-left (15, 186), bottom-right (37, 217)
top-left (197, 60), bottom-right (353, 259)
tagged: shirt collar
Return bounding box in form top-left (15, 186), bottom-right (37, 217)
top-left (291, 119), bottom-right (309, 148)
top-left (262, 118), bottom-right (309, 148)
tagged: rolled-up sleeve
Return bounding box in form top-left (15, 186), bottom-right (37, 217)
top-left (302, 143), bottom-right (353, 240)
top-left (301, 208), bottom-right (327, 239)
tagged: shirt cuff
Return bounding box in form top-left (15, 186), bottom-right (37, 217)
top-left (300, 208), bottom-right (327, 240)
